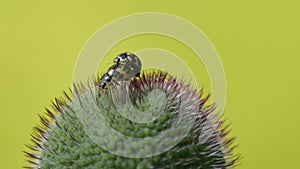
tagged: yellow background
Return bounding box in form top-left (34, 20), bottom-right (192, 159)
top-left (1, 1), bottom-right (299, 168)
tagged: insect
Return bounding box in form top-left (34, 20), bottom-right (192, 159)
top-left (114, 52), bottom-right (142, 72)
top-left (98, 52), bottom-right (142, 90)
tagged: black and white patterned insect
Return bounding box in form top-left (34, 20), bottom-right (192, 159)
top-left (114, 52), bottom-right (142, 70)
top-left (98, 64), bottom-right (117, 89)
top-left (99, 52), bottom-right (142, 90)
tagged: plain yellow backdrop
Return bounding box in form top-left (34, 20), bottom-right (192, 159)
top-left (1, 1), bottom-right (299, 168)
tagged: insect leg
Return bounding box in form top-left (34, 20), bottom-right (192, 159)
top-left (135, 72), bottom-right (140, 77)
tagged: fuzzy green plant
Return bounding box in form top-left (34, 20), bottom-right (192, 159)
top-left (24, 71), bottom-right (239, 169)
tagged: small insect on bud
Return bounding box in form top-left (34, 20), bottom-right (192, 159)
top-left (99, 52), bottom-right (142, 90)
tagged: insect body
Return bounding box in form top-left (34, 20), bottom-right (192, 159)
top-left (98, 64), bottom-right (117, 89)
top-left (114, 52), bottom-right (142, 74)
top-left (99, 52), bottom-right (142, 90)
